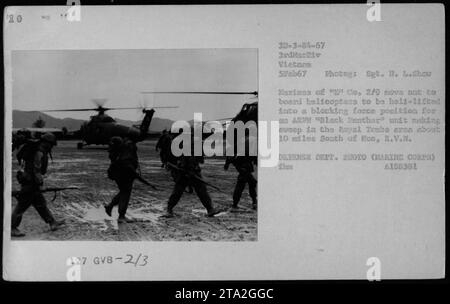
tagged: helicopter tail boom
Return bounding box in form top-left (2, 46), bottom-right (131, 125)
top-left (138, 109), bottom-right (155, 141)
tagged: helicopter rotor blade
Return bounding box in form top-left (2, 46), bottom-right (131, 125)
top-left (105, 106), bottom-right (179, 110)
top-left (103, 107), bottom-right (143, 111)
top-left (31, 106), bottom-right (178, 113)
top-left (40, 108), bottom-right (100, 112)
top-left (39, 107), bottom-right (139, 112)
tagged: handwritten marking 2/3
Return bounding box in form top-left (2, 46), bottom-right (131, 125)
top-left (71, 254), bottom-right (149, 266)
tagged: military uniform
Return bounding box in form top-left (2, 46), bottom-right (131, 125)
top-left (105, 137), bottom-right (138, 222)
top-left (12, 129), bottom-right (32, 151)
top-left (156, 131), bottom-right (171, 168)
top-left (164, 134), bottom-right (193, 194)
top-left (165, 155), bottom-right (219, 217)
top-left (225, 155), bottom-right (257, 209)
top-left (11, 133), bottom-right (63, 236)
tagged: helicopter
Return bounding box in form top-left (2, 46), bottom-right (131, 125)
top-left (141, 90), bottom-right (258, 131)
top-left (41, 99), bottom-right (178, 149)
top-left (143, 91), bottom-right (258, 156)
top-left (230, 100), bottom-right (257, 124)
top-left (225, 99), bottom-right (258, 156)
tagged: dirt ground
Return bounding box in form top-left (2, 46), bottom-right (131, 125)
top-left (9, 140), bottom-right (257, 241)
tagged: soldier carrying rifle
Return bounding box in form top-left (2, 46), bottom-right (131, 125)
top-left (11, 133), bottom-right (66, 237)
top-left (104, 136), bottom-right (140, 223)
top-left (224, 154), bottom-right (257, 210)
top-left (162, 131), bottom-right (222, 218)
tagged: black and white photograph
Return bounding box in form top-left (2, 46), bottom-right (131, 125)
top-left (2, 4), bottom-right (445, 282)
top-left (9, 49), bottom-right (258, 241)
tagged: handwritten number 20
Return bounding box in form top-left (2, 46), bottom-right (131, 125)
top-left (8, 15), bottom-right (22, 23)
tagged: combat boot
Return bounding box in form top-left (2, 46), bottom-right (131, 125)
top-left (161, 208), bottom-right (174, 218)
top-left (50, 219), bottom-right (65, 231)
top-left (207, 208), bottom-right (223, 217)
top-left (11, 227), bottom-right (25, 237)
top-left (118, 216), bottom-right (135, 223)
top-left (230, 202), bottom-right (239, 212)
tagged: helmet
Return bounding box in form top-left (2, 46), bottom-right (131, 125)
top-left (18, 129), bottom-right (32, 138)
top-left (41, 133), bottom-right (57, 146)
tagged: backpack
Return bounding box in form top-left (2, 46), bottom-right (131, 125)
top-left (15, 140), bottom-right (41, 185)
top-left (107, 141), bottom-right (138, 181)
top-left (16, 139), bottom-right (40, 166)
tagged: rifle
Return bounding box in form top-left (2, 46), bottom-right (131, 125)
top-left (12, 186), bottom-right (79, 201)
top-left (166, 162), bottom-right (225, 193)
top-left (133, 173), bottom-right (159, 191)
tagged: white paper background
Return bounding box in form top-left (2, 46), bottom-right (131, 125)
top-left (3, 4), bottom-right (445, 281)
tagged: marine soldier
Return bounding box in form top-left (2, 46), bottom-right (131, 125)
top-left (224, 154), bottom-right (257, 210)
top-left (155, 129), bottom-right (171, 168)
top-left (11, 133), bottom-right (65, 237)
top-left (12, 129), bottom-right (32, 151)
top-left (104, 136), bottom-right (139, 223)
top-left (163, 144), bottom-right (222, 218)
top-left (164, 131), bottom-right (194, 194)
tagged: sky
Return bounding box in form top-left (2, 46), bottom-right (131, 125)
top-left (12, 49), bottom-right (257, 122)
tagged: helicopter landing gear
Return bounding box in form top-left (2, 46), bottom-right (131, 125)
top-left (77, 142), bottom-right (84, 149)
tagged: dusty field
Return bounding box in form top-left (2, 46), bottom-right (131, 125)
top-left (10, 140), bottom-right (257, 241)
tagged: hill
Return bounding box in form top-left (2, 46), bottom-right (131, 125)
top-left (12, 110), bottom-right (174, 133)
